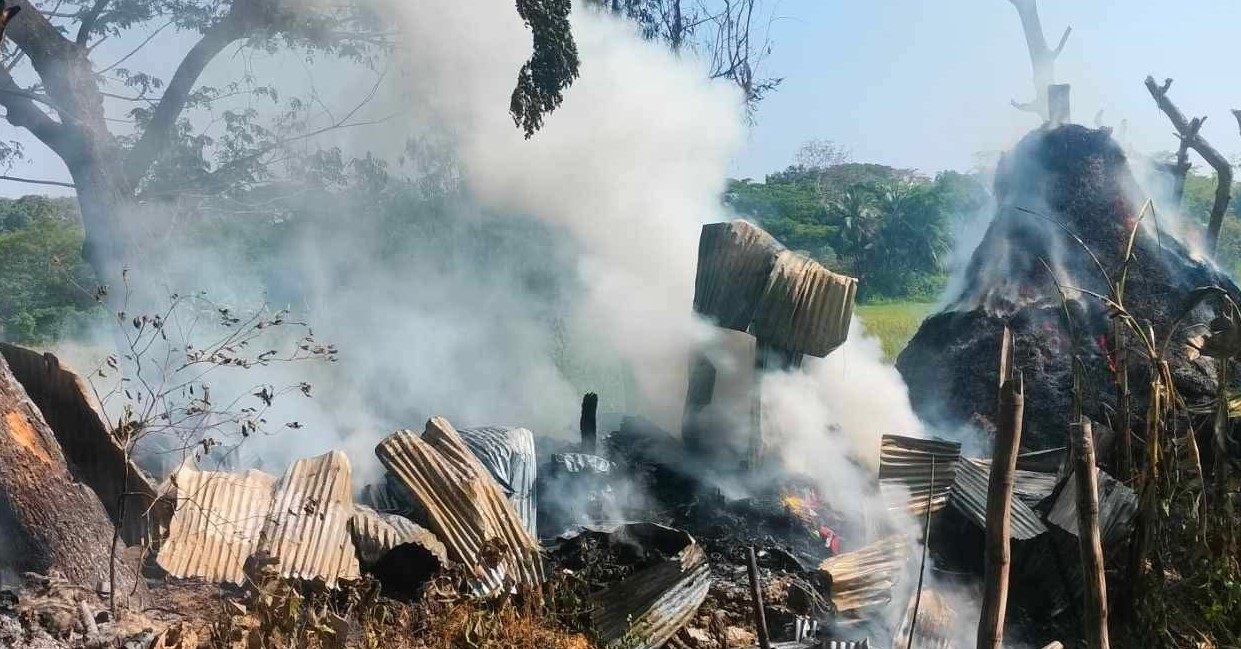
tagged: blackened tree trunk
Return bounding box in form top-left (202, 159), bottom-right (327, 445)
top-left (0, 353), bottom-right (144, 601)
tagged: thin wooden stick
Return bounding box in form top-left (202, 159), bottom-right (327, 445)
top-left (908, 456), bottom-right (935, 649)
top-left (746, 546), bottom-right (772, 649)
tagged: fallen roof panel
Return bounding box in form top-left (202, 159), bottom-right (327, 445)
top-left (819, 535), bottom-right (910, 615)
top-left (950, 458), bottom-right (1048, 541)
top-left (349, 504), bottom-right (448, 565)
top-left (459, 426), bottom-right (537, 537)
top-left (878, 435), bottom-right (961, 515)
top-left (1047, 467), bottom-right (1137, 550)
top-left (156, 463), bottom-right (277, 585)
top-left (376, 417), bottom-right (543, 595)
top-left (259, 451), bottom-right (360, 587)
top-left (968, 458), bottom-right (1058, 507)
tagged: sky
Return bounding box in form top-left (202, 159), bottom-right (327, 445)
top-left (3, 0), bottom-right (1241, 196)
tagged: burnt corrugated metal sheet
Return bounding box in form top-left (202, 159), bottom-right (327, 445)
top-left (349, 504), bottom-right (448, 565)
top-left (459, 426), bottom-right (537, 537)
top-left (968, 458), bottom-right (1058, 507)
top-left (819, 535), bottom-right (910, 615)
top-left (0, 343), bottom-right (168, 547)
top-left (878, 435), bottom-right (961, 515)
top-left (550, 452), bottom-right (614, 474)
top-left (258, 451), bottom-right (360, 587)
top-left (156, 462), bottom-right (277, 584)
top-left (694, 220), bottom-right (784, 331)
top-left (376, 417), bottom-right (543, 595)
top-left (1047, 467), bottom-right (1137, 550)
top-left (576, 523), bottom-right (710, 649)
top-left (892, 587), bottom-right (957, 649)
top-left (823, 641), bottom-right (870, 649)
top-left (750, 249), bottom-right (857, 357)
top-left (950, 458), bottom-right (1048, 541)
top-left (692, 220), bottom-right (857, 357)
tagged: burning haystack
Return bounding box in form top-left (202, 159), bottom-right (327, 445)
top-left (898, 124), bottom-right (1241, 456)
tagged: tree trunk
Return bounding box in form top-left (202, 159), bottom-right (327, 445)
top-left (977, 374), bottom-right (1024, 649)
top-left (0, 353), bottom-right (144, 602)
top-left (1073, 419), bottom-right (1110, 649)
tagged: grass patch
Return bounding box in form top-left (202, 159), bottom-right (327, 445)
top-left (856, 301), bottom-right (936, 362)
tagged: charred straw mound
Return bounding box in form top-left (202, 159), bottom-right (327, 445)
top-left (897, 124), bottom-right (1241, 453)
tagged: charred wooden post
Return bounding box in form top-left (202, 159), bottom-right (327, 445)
top-left (977, 373), bottom-right (1024, 649)
top-left (745, 546), bottom-right (772, 649)
top-left (682, 352), bottom-right (717, 455)
top-left (1073, 419), bottom-right (1110, 649)
top-left (0, 353), bottom-right (144, 602)
top-left (1048, 83), bottom-right (1071, 126)
top-left (750, 341), bottom-right (803, 468)
top-left (1145, 76), bottom-right (1234, 254)
top-left (580, 392), bottom-right (599, 454)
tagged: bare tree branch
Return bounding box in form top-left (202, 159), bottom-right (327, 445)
top-left (0, 64), bottom-right (73, 158)
top-left (123, 18), bottom-right (245, 185)
top-left (1006, 0), bottom-right (1070, 120)
top-left (1145, 76), bottom-right (1233, 254)
top-left (1232, 108), bottom-right (1241, 137)
top-left (75, 0), bottom-right (109, 46)
top-left (0, 173), bottom-right (74, 187)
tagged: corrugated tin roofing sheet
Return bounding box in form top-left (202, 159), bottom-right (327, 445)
top-left (878, 435), bottom-right (961, 515)
top-left (578, 523), bottom-right (711, 649)
top-left (156, 462), bottom-right (277, 585)
top-left (376, 417), bottom-right (543, 595)
top-left (349, 504), bottom-right (448, 565)
top-left (258, 451), bottom-right (360, 587)
top-left (459, 426), bottom-right (537, 537)
top-left (750, 249), bottom-right (857, 357)
top-left (1047, 467), bottom-right (1137, 550)
top-left (819, 535), bottom-right (910, 615)
top-left (694, 220), bottom-right (784, 331)
top-left (950, 458), bottom-right (1048, 541)
top-left (968, 458), bottom-right (1059, 507)
top-left (892, 587), bottom-right (957, 649)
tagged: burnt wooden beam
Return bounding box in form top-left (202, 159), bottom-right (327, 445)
top-left (580, 392), bottom-right (598, 454)
top-left (682, 352), bottom-right (717, 456)
top-left (746, 546), bottom-right (772, 649)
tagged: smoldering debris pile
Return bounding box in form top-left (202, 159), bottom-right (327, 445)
top-left (898, 125), bottom-right (1241, 454)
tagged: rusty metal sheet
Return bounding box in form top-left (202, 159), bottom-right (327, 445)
top-left (258, 451), bottom-right (360, 587)
top-left (156, 462), bottom-right (277, 585)
top-left (569, 523), bottom-right (710, 649)
top-left (950, 458), bottom-right (1048, 541)
top-left (1047, 466), bottom-right (1137, 550)
top-left (693, 220), bottom-right (784, 331)
top-left (459, 426), bottom-right (537, 537)
top-left (750, 249), bottom-right (857, 357)
top-left (892, 586), bottom-right (957, 649)
top-left (819, 535), bottom-right (911, 615)
top-left (376, 417), bottom-right (543, 595)
top-left (878, 435), bottom-right (961, 515)
top-left (0, 343), bottom-right (168, 547)
top-left (349, 504), bottom-right (448, 565)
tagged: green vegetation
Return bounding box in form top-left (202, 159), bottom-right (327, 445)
top-left (856, 301), bottom-right (935, 361)
top-left (0, 196), bottom-right (97, 343)
top-left (723, 147), bottom-right (989, 303)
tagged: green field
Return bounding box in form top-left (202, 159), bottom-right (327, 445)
top-left (855, 301), bottom-right (936, 362)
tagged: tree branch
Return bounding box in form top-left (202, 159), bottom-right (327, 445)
top-left (0, 63), bottom-right (72, 158)
top-left (1232, 109), bottom-right (1241, 137)
top-left (123, 18), bottom-right (243, 185)
top-left (1145, 75), bottom-right (1233, 254)
top-left (75, 0), bottom-right (108, 46)
top-left (0, 173), bottom-right (74, 187)
top-left (1006, 0), bottom-right (1070, 120)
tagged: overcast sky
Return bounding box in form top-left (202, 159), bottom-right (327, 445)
top-left (3, 0), bottom-right (1240, 197)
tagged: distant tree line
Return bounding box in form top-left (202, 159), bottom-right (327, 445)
top-left (724, 142), bottom-right (990, 301)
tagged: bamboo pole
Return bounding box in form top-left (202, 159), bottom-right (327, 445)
top-left (1113, 321), bottom-right (1133, 481)
top-left (746, 546), bottom-right (772, 649)
top-left (1072, 419), bottom-right (1110, 649)
top-left (977, 374), bottom-right (1025, 649)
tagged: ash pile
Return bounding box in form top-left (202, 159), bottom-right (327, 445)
top-left (897, 124), bottom-right (1241, 455)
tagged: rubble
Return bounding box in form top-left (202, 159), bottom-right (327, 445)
top-left (818, 536), bottom-right (910, 616)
